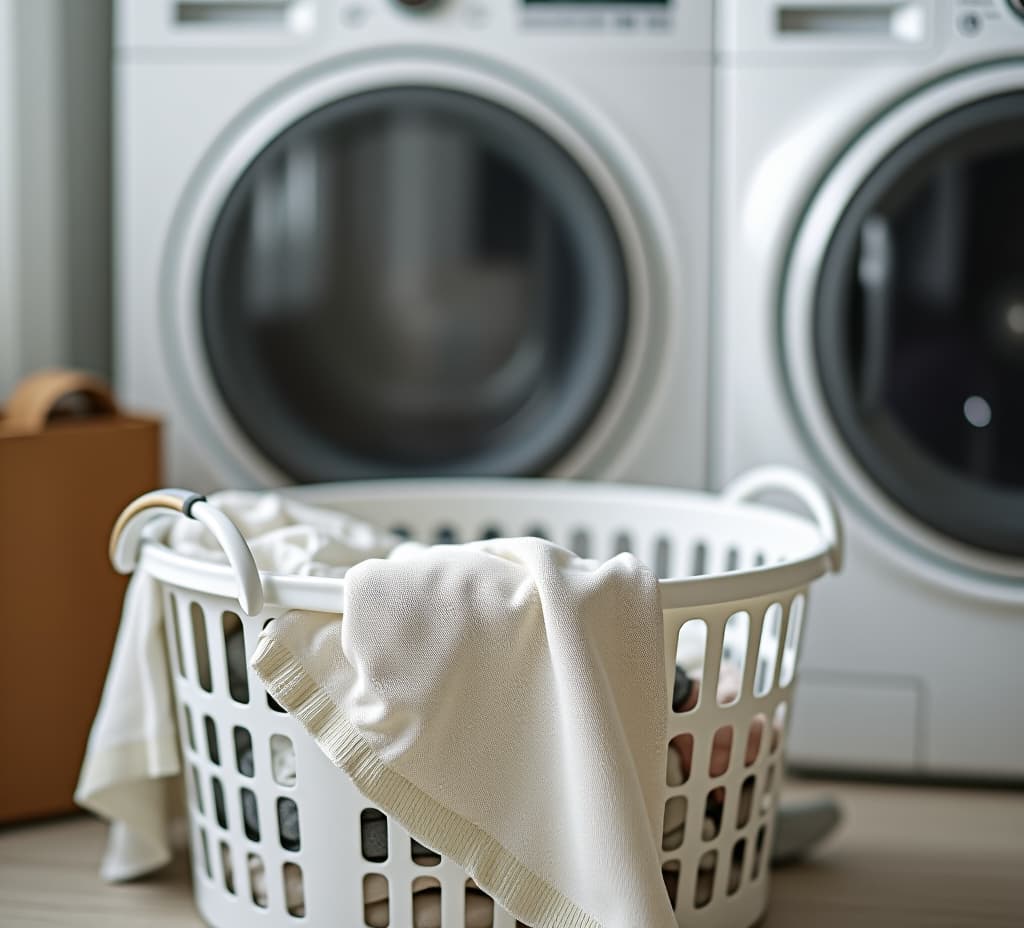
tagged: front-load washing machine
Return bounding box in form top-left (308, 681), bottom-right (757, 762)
top-left (713, 0), bottom-right (1024, 780)
top-left (115, 0), bottom-right (712, 491)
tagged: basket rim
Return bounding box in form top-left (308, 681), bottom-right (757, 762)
top-left (134, 477), bottom-right (835, 612)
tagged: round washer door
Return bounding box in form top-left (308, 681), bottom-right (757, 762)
top-left (784, 64), bottom-right (1024, 578)
top-left (196, 84), bottom-right (631, 483)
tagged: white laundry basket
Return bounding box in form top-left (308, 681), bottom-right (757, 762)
top-left (109, 468), bottom-right (842, 928)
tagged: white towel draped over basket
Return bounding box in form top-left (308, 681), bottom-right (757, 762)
top-left (79, 470), bottom-right (841, 928)
top-left (251, 537), bottom-right (674, 928)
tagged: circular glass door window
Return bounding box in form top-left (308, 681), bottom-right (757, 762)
top-left (814, 91), bottom-right (1024, 556)
top-left (202, 86), bottom-right (628, 482)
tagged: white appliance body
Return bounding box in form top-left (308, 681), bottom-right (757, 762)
top-left (714, 0), bottom-right (1024, 779)
top-left (116, 0), bottom-right (712, 492)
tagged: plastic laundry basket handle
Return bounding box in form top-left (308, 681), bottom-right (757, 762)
top-left (722, 466), bottom-right (844, 572)
top-left (109, 489), bottom-right (265, 616)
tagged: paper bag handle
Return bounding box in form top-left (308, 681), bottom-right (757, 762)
top-left (2, 369), bottom-right (117, 434)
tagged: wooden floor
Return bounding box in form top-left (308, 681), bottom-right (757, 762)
top-left (1, 778), bottom-right (1021, 927)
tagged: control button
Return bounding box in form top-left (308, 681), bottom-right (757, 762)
top-left (615, 14), bottom-right (636, 29)
top-left (957, 10), bottom-right (982, 34)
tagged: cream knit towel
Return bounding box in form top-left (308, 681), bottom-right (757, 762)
top-left (252, 538), bottom-right (676, 928)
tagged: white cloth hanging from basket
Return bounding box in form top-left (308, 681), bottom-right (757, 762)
top-left (73, 569), bottom-right (180, 881)
top-left (75, 492), bottom-right (399, 881)
top-left (252, 537), bottom-right (677, 928)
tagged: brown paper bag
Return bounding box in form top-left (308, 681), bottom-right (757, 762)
top-left (0, 370), bottom-right (161, 823)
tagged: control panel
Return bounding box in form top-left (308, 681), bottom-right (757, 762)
top-left (119, 1), bottom-right (697, 50)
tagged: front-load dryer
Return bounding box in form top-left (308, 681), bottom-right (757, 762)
top-left (713, 0), bottom-right (1024, 780)
top-left (115, 0), bottom-right (712, 491)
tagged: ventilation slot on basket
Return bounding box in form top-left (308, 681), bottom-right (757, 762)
top-left (746, 713), bottom-right (767, 767)
top-left (190, 602), bottom-right (212, 692)
top-left (364, 874), bottom-right (389, 927)
top-left (674, 620), bottom-right (706, 712)
top-left (220, 840), bottom-right (235, 894)
top-left (525, 524), bottom-right (549, 540)
top-left (691, 541), bottom-right (708, 576)
top-left (695, 851), bottom-right (716, 908)
top-left (662, 860), bottom-right (680, 908)
top-left (204, 715), bottom-right (220, 765)
top-left (270, 733), bottom-right (296, 786)
top-left (182, 704), bottom-right (197, 752)
top-left (667, 735), bottom-right (691, 786)
top-left (724, 546), bottom-right (740, 572)
top-left (361, 809), bottom-right (388, 862)
top-left (729, 839), bottom-right (746, 895)
top-left (435, 525), bottom-right (457, 544)
top-left (481, 525), bottom-right (503, 541)
top-left (752, 826), bottom-right (767, 879)
top-left (284, 861), bottom-right (306, 917)
top-left (654, 536), bottom-right (671, 578)
top-left (190, 765), bottom-right (204, 814)
top-left (772, 702), bottom-right (787, 754)
top-left (389, 524), bottom-right (411, 540)
top-left (737, 775), bottom-right (755, 828)
top-left (718, 611), bottom-right (749, 706)
top-left (277, 797), bottom-right (300, 851)
top-left (198, 827), bottom-right (212, 878)
top-left (754, 604), bottom-right (783, 696)
top-left (412, 876), bottom-right (441, 924)
top-left (465, 880), bottom-right (494, 927)
top-left (569, 528), bottom-right (591, 558)
top-left (412, 838), bottom-right (441, 867)
top-left (612, 531), bottom-right (632, 555)
top-left (234, 726), bottom-right (254, 777)
top-left (222, 611), bottom-right (249, 703)
top-left (703, 790), bottom-right (724, 840)
top-left (662, 796), bottom-right (686, 851)
top-left (241, 788), bottom-right (259, 841)
top-left (780, 595), bottom-right (805, 687)
top-left (709, 725), bottom-right (734, 778)
top-left (166, 594), bottom-right (185, 677)
top-left (672, 668), bottom-right (691, 714)
top-left (211, 776), bottom-right (228, 828)
top-left (762, 764), bottom-right (776, 816)
top-left (248, 852), bottom-right (267, 908)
